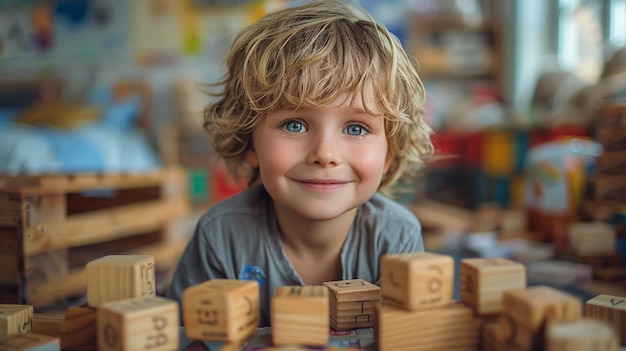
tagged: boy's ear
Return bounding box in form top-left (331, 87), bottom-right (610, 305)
top-left (245, 149), bottom-right (260, 168)
top-left (383, 151), bottom-right (394, 173)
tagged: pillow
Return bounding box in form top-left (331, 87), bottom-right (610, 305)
top-left (15, 102), bottom-right (99, 129)
top-left (100, 94), bottom-right (141, 130)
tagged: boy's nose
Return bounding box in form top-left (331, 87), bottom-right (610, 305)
top-left (306, 134), bottom-right (342, 167)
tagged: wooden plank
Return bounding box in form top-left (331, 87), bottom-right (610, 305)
top-left (23, 196), bottom-right (189, 255)
top-left (0, 167), bottom-right (186, 195)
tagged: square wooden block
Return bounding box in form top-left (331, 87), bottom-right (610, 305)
top-left (322, 279), bottom-right (380, 331)
top-left (460, 258), bottom-right (526, 315)
top-left (271, 286), bottom-right (329, 346)
top-left (0, 304), bottom-right (33, 338)
top-left (585, 294), bottom-right (626, 346)
top-left (97, 296), bottom-right (179, 351)
top-left (0, 333), bottom-right (59, 350)
top-left (502, 286), bottom-right (582, 350)
top-left (380, 252), bottom-right (454, 310)
top-left (86, 255), bottom-right (155, 307)
top-left (183, 279), bottom-right (259, 343)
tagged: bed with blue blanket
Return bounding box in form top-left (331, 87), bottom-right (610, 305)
top-left (0, 80), bottom-right (161, 175)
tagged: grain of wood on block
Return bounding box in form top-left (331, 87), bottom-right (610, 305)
top-left (32, 313), bottom-right (63, 337)
top-left (546, 318), bottom-right (618, 351)
top-left (97, 296), bottom-right (179, 351)
top-left (59, 305), bottom-right (96, 350)
top-left (585, 294), bottom-right (626, 346)
top-left (374, 301), bottom-right (481, 351)
top-left (482, 321), bottom-right (508, 351)
top-left (461, 258), bottom-right (526, 315)
top-left (322, 279), bottom-right (380, 331)
top-left (0, 305), bottom-right (33, 338)
top-left (271, 286), bottom-right (329, 347)
top-left (380, 252), bottom-right (454, 310)
top-left (183, 279), bottom-right (259, 343)
top-left (502, 286), bottom-right (582, 350)
top-left (86, 255), bottom-right (155, 307)
top-left (0, 334), bottom-right (59, 350)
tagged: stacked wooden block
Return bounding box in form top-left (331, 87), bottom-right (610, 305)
top-left (585, 294), bottom-right (626, 347)
top-left (593, 99), bottom-right (626, 207)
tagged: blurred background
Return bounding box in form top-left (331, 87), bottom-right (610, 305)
top-left (1, 0), bottom-right (624, 209)
top-left (1, 0), bottom-right (626, 310)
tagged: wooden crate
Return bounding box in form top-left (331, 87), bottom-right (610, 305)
top-left (0, 167), bottom-right (190, 308)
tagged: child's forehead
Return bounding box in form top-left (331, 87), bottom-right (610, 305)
top-left (276, 86), bottom-right (383, 115)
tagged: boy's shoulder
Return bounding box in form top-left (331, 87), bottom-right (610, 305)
top-left (198, 183), bottom-right (269, 224)
top-left (358, 192), bottom-right (421, 230)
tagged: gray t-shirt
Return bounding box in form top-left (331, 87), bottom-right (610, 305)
top-left (166, 183), bottom-right (423, 327)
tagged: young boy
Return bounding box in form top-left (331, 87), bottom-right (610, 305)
top-left (167, 0), bottom-right (433, 327)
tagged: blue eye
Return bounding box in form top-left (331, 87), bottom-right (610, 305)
top-left (282, 120), bottom-right (307, 133)
top-left (344, 124), bottom-right (367, 136)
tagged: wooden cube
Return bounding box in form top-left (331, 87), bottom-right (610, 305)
top-left (460, 258), bottom-right (526, 315)
top-left (380, 252), bottom-right (454, 310)
top-left (183, 279), bottom-right (259, 343)
top-left (482, 322), bottom-right (508, 351)
top-left (59, 305), bottom-right (96, 350)
top-left (585, 294), bottom-right (626, 345)
top-left (502, 286), bottom-right (582, 350)
top-left (97, 296), bottom-right (179, 351)
top-left (0, 334), bottom-right (59, 350)
top-left (374, 301), bottom-right (481, 350)
top-left (271, 286), bottom-right (329, 346)
top-left (546, 318), bottom-right (618, 351)
top-left (568, 222), bottom-right (616, 255)
top-left (322, 279), bottom-right (380, 331)
top-left (86, 255), bottom-right (155, 307)
top-left (0, 305), bottom-right (33, 338)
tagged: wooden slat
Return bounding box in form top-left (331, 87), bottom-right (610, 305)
top-left (23, 196), bottom-right (189, 255)
top-left (0, 168), bottom-right (185, 195)
top-left (25, 239), bottom-right (187, 307)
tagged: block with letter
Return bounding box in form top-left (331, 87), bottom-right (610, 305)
top-left (374, 301), bottom-right (482, 350)
top-left (380, 252), bottom-right (454, 310)
top-left (502, 286), bottom-right (582, 350)
top-left (546, 318), bottom-right (618, 351)
top-left (59, 305), bottom-right (97, 350)
top-left (0, 334), bottom-right (59, 350)
top-left (183, 279), bottom-right (259, 343)
top-left (0, 305), bottom-right (33, 338)
top-left (271, 285), bottom-right (329, 347)
top-left (322, 279), bottom-right (380, 331)
top-left (461, 258), bottom-right (526, 315)
top-left (86, 255), bottom-right (155, 307)
top-left (585, 294), bottom-right (626, 345)
top-left (97, 296), bottom-right (179, 351)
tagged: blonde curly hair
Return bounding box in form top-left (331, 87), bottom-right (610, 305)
top-left (203, 0), bottom-right (433, 195)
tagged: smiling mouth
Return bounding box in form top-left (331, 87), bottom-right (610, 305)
top-left (295, 179), bottom-right (349, 190)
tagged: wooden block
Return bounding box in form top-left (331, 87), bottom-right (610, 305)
top-left (380, 252), bottom-right (454, 310)
top-left (97, 296), bottom-right (179, 351)
top-left (183, 279), bottom-right (259, 343)
top-left (32, 313), bottom-right (63, 337)
top-left (0, 305), bottom-right (33, 338)
top-left (374, 301), bottom-right (481, 351)
top-left (546, 318), bottom-right (618, 351)
top-left (460, 258), bottom-right (526, 315)
top-left (322, 279), bottom-right (380, 331)
top-left (585, 294), bottom-right (626, 346)
top-left (0, 334), bottom-right (59, 350)
top-left (271, 286), bottom-right (329, 347)
top-left (482, 321), bottom-right (508, 351)
top-left (502, 286), bottom-right (582, 350)
top-left (59, 305), bottom-right (96, 350)
top-left (568, 222), bottom-right (616, 255)
top-left (86, 255), bottom-right (155, 307)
